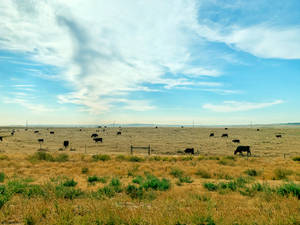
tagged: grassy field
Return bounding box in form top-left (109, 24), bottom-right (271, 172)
top-left (0, 127), bottom-right (299, 224)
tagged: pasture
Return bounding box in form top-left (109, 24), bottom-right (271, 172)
top-left (0, 127), bottom-right (299, 224)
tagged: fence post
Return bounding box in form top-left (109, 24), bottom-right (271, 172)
top-left (85, 144), bottom-right (87, 154)
top-left (148, 145), bottom-right (151, 155)
top-left (130, 145), bottom-right (133, 155)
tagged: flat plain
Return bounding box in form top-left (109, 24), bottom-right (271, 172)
top-left (0, 127), bottom-right (299, 225)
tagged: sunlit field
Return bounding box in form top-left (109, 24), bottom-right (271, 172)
top-left (0, 127), bottom-right (299, 225)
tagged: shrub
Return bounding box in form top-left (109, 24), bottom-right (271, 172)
top-left (277, 183), bottom-right (300, 199)
top-left (115, 155), bottom-right (127, 161)
top-left (55, 185), bottom-right (83, 199)
top-left (98, 186), bottom-right (116, 198)
top-left (110, 178), bottom-right (122, 193)
top-left (28, 152), bottom-right (68, 162)
top-left (132, 176), bottom-right (144, 185)
top-left (274, 168), bottom-right (293, 180)
top-left (292, 156), bottom-right (300, 162)
top-left (81, 167), bottom-right (89, 174)
top-left (92, 154), bottom-right (111, 162)
top-left (55, 154), bottom-right (69, 162)
top-left (142, 175), bottom-right (170, 191)
top-left (244, 169), bottom-right (260, 177)
top-left (0, 172), bottom-right (4, 182)
top-left (203, 182), bottom-right (218, 191)
top-left (0, 185), bottom-right (10, 209)
top-left (195, 169), bottom-right (211, 178)
top-left (126, 184), bottom-right (145, 199)
top-left (63, 179), bottom-right (77, 187)
top-left (88, 176), bottom-right (107, 184)
top-left (170, 168), bottom-right (184, 178)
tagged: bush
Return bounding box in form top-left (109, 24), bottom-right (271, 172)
top-left (126, 185), bottom-right (145, 199)
top-left (0, 185), bottom-right (10, 209)
top-left (292, 156), bottom-right (300, 162)
top-left (81, 167), bottom-right (89, 174)
top-left (203, 182), bottom-right (218, 191)
top-left (142, 175), bottom-right (170, 191)
top-left (195, 169), bottom-right (211, 178)
top-left (55, 185), bottom-right (83, 199)
top-left (55, 154), bottom-right (69, 162)
top-left (63, 179), bottom-right (77, 187)
top-left (277, 183), bottom-right (300, 199)
top-left (132, 176), bottom-right (144, 185)
top-left (170, 168), bottom-right (184, 178)
top-left (92, 154), bottom-right (111, 162)
top-left (245, 169), bottom-right (260, 176)
top-left (0, 172), bottom-right (4, 182)
top-left (88, 176), bottom-right (107, 184)
top-left (274, 168), bottom-right (293, 180)
top-left (110, 178), bottom-right (122, 193)
top-left (28, 152), bottom-right (68, 162)
top-left (115, 155), bottom-right (127, 161)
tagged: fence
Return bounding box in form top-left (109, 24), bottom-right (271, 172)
top-left (130, 145), bottom-right (151, 155)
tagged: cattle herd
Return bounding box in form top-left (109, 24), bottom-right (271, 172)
top-left (0, 127), bottom-right (286, 156)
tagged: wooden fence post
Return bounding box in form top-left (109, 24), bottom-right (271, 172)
top-left (130, 145), bottom-right (133, 155)
top-left (148, 145), bottom-right (151, 155)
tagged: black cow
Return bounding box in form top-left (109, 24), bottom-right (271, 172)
top-left (0, 136), bottom-right (2, 142)
top-left (91, 133), bottom-right (98, 138)
top-left (11, 132), bottom-right (14, 136)
top-left (276, 135), bottom-right (282, 138)
top-left (79, 129), bottom-right (82, 131)
top-left (93, 137), bottom-right (103, 143)
top-left (155, 126), bottom-right (158, 129)
top-left (63, 140), bottom-right (69, 148)
top-left (50, 131), bottom-right (55, 134)
top-left (225, 128), bottom-right (228, 130)
top-left (38, 139), bottom-right (44, 143)
top-left (117, 131), bottom-right (121, 135)
top-left (34, 130), bottom-right (39, 134)
top-left (184, 148), bottom-right (194, 154)
top-left (209, 133), bottom-right (214, 137)
top-left (234, 146), bottom-right (251, 156)
top-left (181, 126), bottom-right (184, 128)
top-left (222, 133), bottom-right (228, 138)
top-left (257, 129), bottom-right (260, 131)
top-left (232, 139), bottom-right (240, 143)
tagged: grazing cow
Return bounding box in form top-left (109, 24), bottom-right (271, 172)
top-left (50, 131), bottom-right (54, 134)
top-left (276, 135), bottom-right (282, 138)
top-left (98, 126), bottom-right (102, 128)
top-left (38, 139), bottom-right (44, 143)
top-left (0, 136), bottom-right (2, 142)
top-left (11, 132), bottom-right (14, 136)
top-left (79, 129), bottom-right (82, 131)
top-left (63, 141), bottom-right (69, 148)
top-left (184, 148), bottom-right (194, 154)
top-left (155, 126), bottom-right (158, 129)
top-left (34, 130), bottom-right (39, 134)
top-left (234, 146), bottom-right (251, 156)
top-left (117, 131), bottom-right (121, 135)
top-left (181, 126), bottom-right (184, 128)
top-left (209, 133), bottom-right (214, 137)
top-left (225, 128), bottom-right (228, 130)
top-left (257, 129), bottom-right (260, 131)
top-left (91, 133), bottom-right (98, 138)
top-left (221, 133), bottom-right (228, 138)
top-left (232, 139), bottom-right (240, 143)
top-left (93, 137), bottom-right (103, 143)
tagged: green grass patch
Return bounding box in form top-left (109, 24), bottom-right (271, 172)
top-left (274, 168), bottom-right (293, 180)
top-left (195, 169), bottom-right (211, 178)
top-left (92, 154), bottom-right (111, 162)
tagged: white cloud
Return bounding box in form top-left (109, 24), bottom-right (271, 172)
top-left (203, 100), bottom-right (283, 112)
top-left (0, 0), bottom-right (222, 113)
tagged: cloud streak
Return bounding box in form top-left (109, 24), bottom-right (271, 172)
top-left (203, 100), bottom-right (284, 112)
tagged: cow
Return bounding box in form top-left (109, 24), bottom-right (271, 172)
top-left (257, 129), bottom-right (260, 131)
top-left (91, 133), bottom-right (98, 138)
top-left (276, 135), bottom-right (282, 138)
top-left (79, 129), bottom-right (82, 131)
top-left (11, 131), bottom-right (14, 136)
top-left (93, 137), bottom-right (103, 143)
top-left (184, 148), bottom-right (194, 154)
top-left (38, 139), bottom-right (44, 143)
top-left (181, 126), bottom-right (184, 128)
top-left (234, 146), bottom-right (251, 156)
top-left (50, 131), bottom-right (55, 134)
top-left (232, 139), bottom-right (240, 143)
top-left (225, 128), bottom-right (228, 130)
top-left (117, 131), bottom-right (121, 135)
top-left (222, 133), bottom-right (228, 138)
top-left (63, 140), bottom-right (69, 148)
top-left (0, 136), bottom-right (2, 142)
top-left (34, 130), bottom-right (39, 134)
top-left (209, 133), bottom-right (214, 137)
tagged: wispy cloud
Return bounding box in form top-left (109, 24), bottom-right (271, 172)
top-left (203, 100), bottom-right (284, 112)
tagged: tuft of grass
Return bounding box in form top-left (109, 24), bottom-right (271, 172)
top-left (55, 184), bottom-right (83, 199)
top-left (62, 178), bottom-right (77, 187)
top-left (274, 168), bottom-right (293, 180)
top-left (0, 155), bottom-right (8, 160)
top-left (81, 167), bottom-right (89, 174)
top-left (28, 152), bottom-right (68, 162)
top-left (195, 169), bottom-right (211, 178)
top-left (88, 176), bottom-right (107, 184)
top-left (128, 156), bottom-right (145, 162)
top-left (277, 183), bottom-right (300, 199)
top-left (292, 156), bottom-right (300, 162)
top-left (207, 156), bottom-right (220, 160)
top-left (132, 175), bottom-right (144, 185)
top-left (92, 154), bottom-right (111, 162)
top-left (203, 182), bottom-right (218, 191)
top-left (179, 176), bottom-right (193, 183)
top-left (0, 172), bottom-right (5, 182)
top-left (115, 155), bottom-right (127, 161)
top-left (170, 168), bottom-right (184, 178)
top-left (142, 175), bottom-right (171, 191)
top-left (218, 159), bottom-right (235, 166)
top-left (244, 169), bottom-right (260, 176)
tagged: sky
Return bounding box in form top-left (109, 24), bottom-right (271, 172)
top-left (0, 0), bottom-right (300, 126)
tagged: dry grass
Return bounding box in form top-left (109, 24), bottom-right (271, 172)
top-left (0, 127), bottom-right (299, 224)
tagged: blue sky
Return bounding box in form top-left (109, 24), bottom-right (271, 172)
top-left (0, 0), bottom-right (299, 125)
